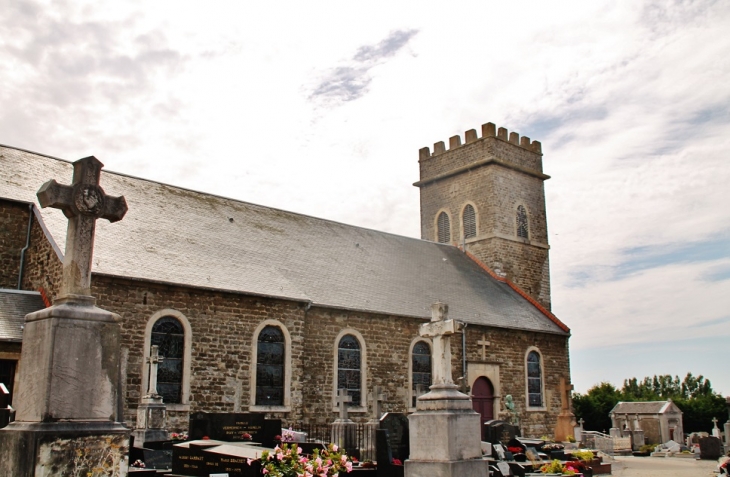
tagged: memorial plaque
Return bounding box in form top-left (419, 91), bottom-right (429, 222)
top-left (172, 440), bottom-right (223, 476)
top-left (142, 448), bottom-right (172, 469)
top-left (189, 412), bottom-right (280, 447)
top-left (379, 412), bottom-right (409, 461)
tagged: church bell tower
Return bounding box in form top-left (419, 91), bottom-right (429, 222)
top-left (414, 122), bottom-right (552, 310)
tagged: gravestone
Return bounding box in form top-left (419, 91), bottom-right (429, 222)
top-left (380, 412), bottom-right (410, 462)
top-left (189, 412), bottom-right (280, 447)
top-left (554, 376), bottom-right (576, 442)
top-left (699, 436), bottom-right (723, 460)
top-left (362, 386), bottom-right (387, 461)
top-left (172, 439), bottom-right (265, 477)
top-left (484, 419), bottom-right (521, 446)
top-left (331, 388), bottom-right (357, 452)
top-left (376, 429), bottom-right (405, 477)
top-left (405, 302), bottom-right (488, 477)
top-left (0, 156), bottom-right (129, 477)
top-left (132, 345), bottom-right (169, 446)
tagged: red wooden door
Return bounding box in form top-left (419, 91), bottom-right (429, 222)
top-left (472, 377), bottom-right (495, 440)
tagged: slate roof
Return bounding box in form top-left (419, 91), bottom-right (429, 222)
top-left (0, 145), bottom-right (568, 335)
top-left (610, 401), bottom-right (677, 415)
top-left (0, 289), bottom-right (45, 341)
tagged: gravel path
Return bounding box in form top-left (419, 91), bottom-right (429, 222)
top-left (609, 455), bottom-right (719, 477)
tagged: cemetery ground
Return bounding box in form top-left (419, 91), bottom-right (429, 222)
top-left (610, 455), bottom-right (718, 477)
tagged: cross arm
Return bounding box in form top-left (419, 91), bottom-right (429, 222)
top-left (37, 179), bottom-right (74, 218)
top-left (102, 195), bottom-right (128, 223)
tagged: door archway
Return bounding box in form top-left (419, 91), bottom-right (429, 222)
top-left (472, 376), bottom-right (495, 440)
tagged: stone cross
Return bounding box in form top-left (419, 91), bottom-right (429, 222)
top-left (712, 417), bottom-right (718, 427)
top-left (336, 388), bottom-right (352, 420)
top-left (578, 418), bottom-right (584, 429)
top-left (418, 302), bottom-right (462, 386)
top-left (145, 345), bottom-right (164, 398)
top-left (36, 156), bottom-right (127, 299)
top-left (369, 386), bottom-right (386, 421)
top-left (559, 377), bottom-right (574, 412)
top-left (477, 334), bottom-right (491, 360)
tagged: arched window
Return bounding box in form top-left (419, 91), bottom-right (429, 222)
top-left (462, 204), bottom-right (476, 239)
top-left (411, 341), bottom-right (431, 407)
top-left (516, 205), bottom-right (529, 239)
top-left (151, 316), bottom-right (185, 404)
top-left (256, 325), bottom-right (285, 406)
top-left (337, 334), bottom-right (362, 406)
top-left (527, 350), bottom-right (543, 407)
top-left (437, 211), bottom-right (451, 243)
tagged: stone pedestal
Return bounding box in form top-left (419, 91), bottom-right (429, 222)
top-left (631, 430), bottom-right (645, 450)
top-left (554, 411), bottom-right (575, 442)
top-left (132, 396), bottom-right (168, 447)
top-left (361, 420), bottom-right (379, 462)
top-left (405, 385), bottom-right (488, 477)
top-left (331, 419), bottom-right (357, 452)
top-left (0, 296), bottom-right (129, 476)
top-left (724, 422), bottom-right (730, 452)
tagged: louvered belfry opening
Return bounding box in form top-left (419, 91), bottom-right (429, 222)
top-left (463, 204), bottom-right (476, 239)
top-left (437, 211), bottom-right (451, 243)
top-left (516, 205), bottom-right (529, 239)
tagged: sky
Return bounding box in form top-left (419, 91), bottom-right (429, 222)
top-left (2, 0), bottom-right (729, 397)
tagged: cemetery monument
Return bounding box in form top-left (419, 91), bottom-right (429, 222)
top-left (405, 302), bottom-right (488, 477)
top-left (0, 157), bottom-right (129, 476)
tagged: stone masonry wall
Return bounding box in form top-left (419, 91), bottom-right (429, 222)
top-left (20, 210), bottom-right (63, 300)
top-left (90, 275), bottom-right (567, 436)
top-left (0, 200), bottom-right (31, 290)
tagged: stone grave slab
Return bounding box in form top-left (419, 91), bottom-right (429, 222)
top-left (189, 412), bottom-right (280, 447)
top-left (380, 412), bottom-right (409, 461)
top-left (699, 436), bottom-right (723, 460)
top-left (142, 448), bottom-right (172, 469)
top-left (203, 444), bottom-right (266, 477)
top-left (172, 439), bottom-right (226, 475)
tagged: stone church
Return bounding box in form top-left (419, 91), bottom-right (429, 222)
top-left (0, 121), bottom-right (571, 438)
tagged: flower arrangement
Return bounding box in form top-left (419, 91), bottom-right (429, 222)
top-left (275, 428), bottom-right (296, 443)
top-left (541, 443), bottom-right (565, 451)
top-left (391, 458), bottom-right (403, 466)
top-left (170, 432), bottom-right (189, 441)
top-left (507, 446), bottom-right (524, 454)
top-left (131, 459), bottom-right (146, 468)
top-left (570, 449), bottom-right (594, 462)
top-left (251, 442), bottom-right (353, 477)
top-left (540, 459), bottom-right (577, 475)
top-left (242, 432), bottom-right (253, 441)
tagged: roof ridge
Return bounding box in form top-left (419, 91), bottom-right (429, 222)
top-left (461, 248), bottom-right (570, 333)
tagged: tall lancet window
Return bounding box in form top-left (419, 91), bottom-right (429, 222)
top-left (463, 204), bottom-right (476, 239)
top-left (516, 205), bottom-right (529, 239)
top-left (527, 350), bottom-right (543, 407)
top-left (411, 341), bottom-right (432, 406)
top-left (437, 211), bottom-right (451, 243)
top-left (256, 325), bottom-right (285, 406)
top-left (151, 316), bottom-right (184, 403)
top-left (337, 334), bottom-right (362, 405)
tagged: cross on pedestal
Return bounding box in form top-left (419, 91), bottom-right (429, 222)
top-left (477, 333), bottom-right (491, 360)
top-left (145, 345), bottom-right (165, 399)
top-left (36, 156), bottom-right (127, 299)
top-left (559, 376), bottom-right (574, 412)
top-left (578, 418), bottom-right (585, 429)
top-left (369, 386), bottom-right (386, 421)
top-left (419, 302), bottom-right (462, 387)
top-left (336, 388), bottom-right (352, 420)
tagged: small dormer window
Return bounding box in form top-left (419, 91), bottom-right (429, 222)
top-left (516, 205), bottom-right (528, 239)
top-left (437, 212), bottom-right (451, 243)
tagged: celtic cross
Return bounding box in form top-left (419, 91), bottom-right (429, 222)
top-left (36, 156), bottom-right (127, 299)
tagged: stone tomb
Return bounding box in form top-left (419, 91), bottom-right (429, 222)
top-left (189, 412), bottom-right (281, 447)
top-left (172, 439), bottom-right (267, 477)
top-left (380, 412), bottom-right (410, 462)
top-left (483, 419), bottom-right (521, 448)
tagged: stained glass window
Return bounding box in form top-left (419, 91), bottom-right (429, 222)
top-left (256, 326), bottom-right (285, 406)
top-left (412, 341), bottom-right (431, 406)
top-left (463, 204), bottom-right (476, 239)
top-left (151, 317), bottom-right (184, 404)
top-left (337, 334), bottom-right (361, 406)
top-left (527, 351), bottom-right (542, 407)
top-left (437, 212), bottom-right (451, 243)
top-left (517, 205), bottom-right (529, 239)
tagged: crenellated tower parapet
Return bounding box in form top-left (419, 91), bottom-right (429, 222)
top-left (414, 121), bottom-right (552, 310)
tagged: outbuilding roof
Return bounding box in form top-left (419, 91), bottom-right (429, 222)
top-left (0, 145), bottom-right (568, 335)
top-left (0, 289), bottom-right (45, 342)
top-left (610, 401), bottom-right (680, 415)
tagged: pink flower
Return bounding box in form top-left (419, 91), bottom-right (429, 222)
top-left (247, 458), bottom-right (253, 465)
top-left (332, 444), bottom-right (338, 452)
top-left (345, 461), bottom-right (353, 472)
top-left (298, 447), bottom-right (303, 454)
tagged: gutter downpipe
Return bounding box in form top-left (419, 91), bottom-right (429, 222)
top-left (17, 203), bottom-right (33, 289)
top-left (462, 322), bottom-right (468, 386)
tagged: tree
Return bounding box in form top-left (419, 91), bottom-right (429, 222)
top-left (573, 382), bottom-right (620, 432)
